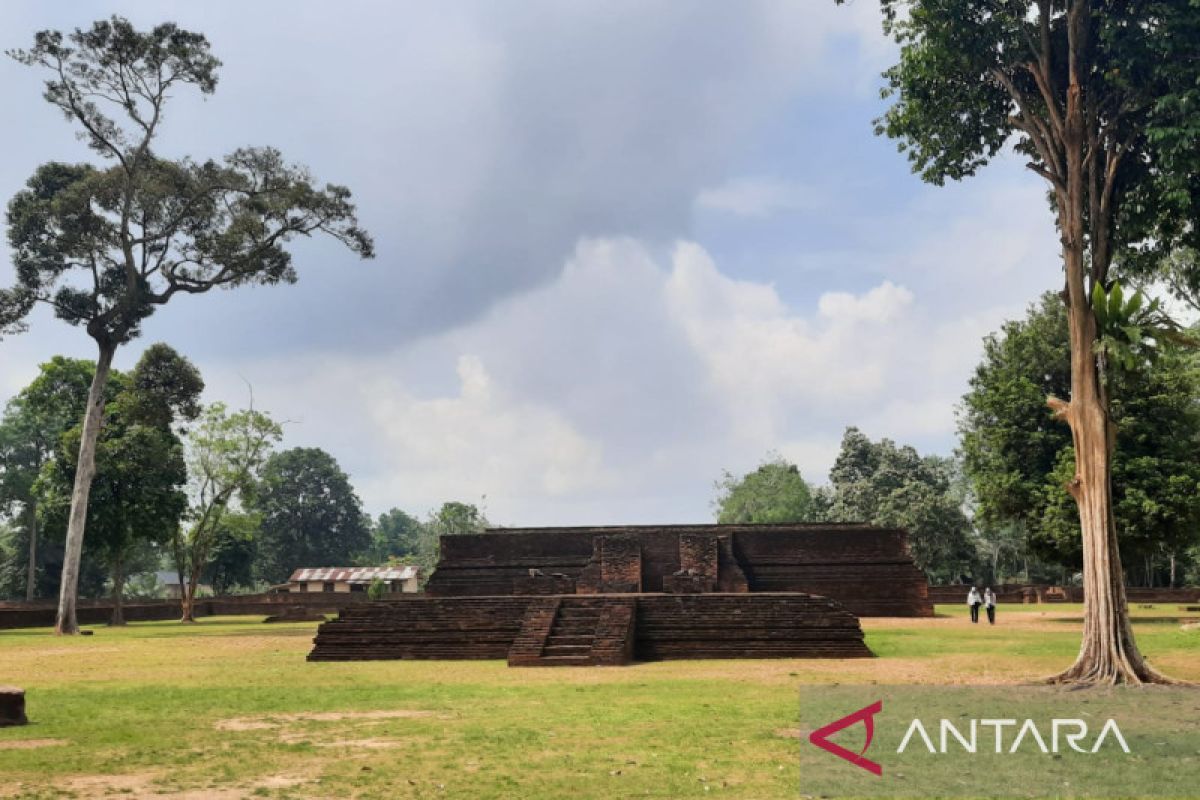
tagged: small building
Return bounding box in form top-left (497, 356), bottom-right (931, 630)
top-left (285, 566), bottom-right (420, 594)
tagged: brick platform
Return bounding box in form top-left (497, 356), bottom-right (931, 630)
top-left (425, 524), bottom-right (931, 617)
top-left (309, 593), bottom-right (871, 664)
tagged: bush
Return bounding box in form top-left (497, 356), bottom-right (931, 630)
top-left (367, 578), bottom-right (387, 600)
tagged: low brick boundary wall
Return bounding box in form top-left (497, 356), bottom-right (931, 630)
top-left (0, 592), bottom-right (379, 630)
top-left (927, 584), bottom-right (1200, 605)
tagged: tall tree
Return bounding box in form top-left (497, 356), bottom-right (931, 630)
top-left (203, 511), bottom-right (260, 595)
top-left (712, 454), bottom-right (816, 524)
top-left (252, 447), bottom-right (371, 584)
top-left (825, 428), bottom-right (976, 584)
top-left (37, 345), bottom-right (202, 624)
top-left (371, 508), bottom-right (424, 563)
top-left (960, 294), bottom-right (1200, 584)
top-left (846, 0), bottom-right (1200, 683)
top-left (177, 403), bottom-right (280, 622)
top-left (0, 357), bottom-right (95, 600)
top-left (1, 18), bottom-right (373, 634)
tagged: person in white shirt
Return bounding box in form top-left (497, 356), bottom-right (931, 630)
top-left (967, 586), bottom-right (982, 623)
top-left (984, 587), bottom-right (997, 624)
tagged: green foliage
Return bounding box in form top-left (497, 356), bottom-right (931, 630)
top-left (366, 577), bottom-right (387, 601)
top-left (0, 356), bottom-right (97, 598)
top-left (203, 511), bottom-right (260, 594)
top-left (960, 295), bottom-right (1200, 578)
top-left (176, 402), bottom-right (281, 606)
top-left (1091, 280), bottom-right (1185, 373)
top-left (412, 501), bottom-right (489, 582)
top-left (36, 345), bottom-right (203, 603)
top-left (370, 508), bottom-right (423, 562)
top-left (426, 501), bottom-right (489, 538)
top-left (713, 454), bottom-right (815, 524)
top-left (251, 447), bottom-right (371, 584)
top-left (825, 428), bottom-right (975, 583)
top-left (867, 0), bottom-right (1200, 273)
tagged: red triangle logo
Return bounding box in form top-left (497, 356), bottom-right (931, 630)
top-left (807, 700), bottom-right (883, 776)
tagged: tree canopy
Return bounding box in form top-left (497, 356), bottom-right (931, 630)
top-left (1, 18), bottom-right (374, 347)
top-left (961, 293), bottom-right (1200, 584)
top-left (824, 428), bottom-right (975, 583)
top-left (36, 345), bottom-right (202, 622)
top-left (713, 455), bottom-right (815, 525)
top-left (252, 447), bottom-right (371, 584)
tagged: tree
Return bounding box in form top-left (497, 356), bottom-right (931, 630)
top-left (846, 0), bottom-right (1200, 683)
top-left (415, 501), bottom-right (489, 580)
top-left (252, 447), bottom-right (371, 584)
top-left (712, 454), bottom-right (816, 524)
top-left (825, 428), bottom-right (976, 584)
top-left (1, 18), bottom-right (373, 634)
top-left (0, 357), bottom-right (95, 600)
top-left (203, 511), bottom-right (260, 595)
top-left (177, 403), bottom-right (281, 622)
top-left (36, 345), bottom-right (202, 624)
top-left (960, 294), bottom-right (1200, 584)
top-left (427, 501), bottom-right (489, 537)
top-left (371, 508), bottom-right (424, 563)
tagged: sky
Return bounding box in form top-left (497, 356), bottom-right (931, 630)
top-left (0, 1), bottom-right (1063, 526)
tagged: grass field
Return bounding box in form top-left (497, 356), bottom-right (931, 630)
top-left (0, 603), bottom-right (1196, 799)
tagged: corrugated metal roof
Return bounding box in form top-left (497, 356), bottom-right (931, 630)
top-left (287, 566), bottom-right (420, 583)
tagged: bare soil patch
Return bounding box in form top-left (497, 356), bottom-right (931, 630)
top-left (0, 737), bottom-right (66, 750)
top-left (56, 770), bottom-right (313, 799)
top-left (215, 708), bottom-right (434, 731)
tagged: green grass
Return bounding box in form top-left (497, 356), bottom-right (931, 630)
top-left (0, 606), bottom-right (1196, 799)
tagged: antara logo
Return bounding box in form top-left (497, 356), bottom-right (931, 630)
top-left (807, 701), bottom-right (884, 776)
top-left (807, 701), bottom-right (1132, 775)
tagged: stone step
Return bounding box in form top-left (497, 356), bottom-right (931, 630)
top-left (543, 644), bottom-right (591, 657)
top-left (544, 634), bottom-right (594, 646)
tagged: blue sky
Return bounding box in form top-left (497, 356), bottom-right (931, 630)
top-left (0, 1), bottom-right (1062, 524)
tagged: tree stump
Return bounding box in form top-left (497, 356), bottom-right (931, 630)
top-left (0, 687), bottom-right (26, 727)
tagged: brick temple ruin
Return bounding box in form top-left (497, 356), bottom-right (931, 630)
top-left (308, 523), bottom-right (932, 666)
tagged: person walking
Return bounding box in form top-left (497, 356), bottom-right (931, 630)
top-left (967, 586), bottom-right (982, 623)
top-left (984, 587), bottom-right (996, 625)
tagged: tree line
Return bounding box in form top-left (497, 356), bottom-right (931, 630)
top-left (715, 296), bottom-right (1200, 589)
top-left (0, 347), bottom-right (488, 622)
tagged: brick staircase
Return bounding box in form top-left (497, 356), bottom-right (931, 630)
top-left (507, 597), bottom-right (634, 667)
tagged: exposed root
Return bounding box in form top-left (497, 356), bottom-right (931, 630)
top-left (1043, 657), bottom-right (1194, 687)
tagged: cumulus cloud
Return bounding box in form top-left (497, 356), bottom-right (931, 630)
top-left (184, 232), bottom-right (1042, 525)
top-left (0, 2), bottom-right (1065, 527)
top-left (360, 354), bottom-right (611, 505)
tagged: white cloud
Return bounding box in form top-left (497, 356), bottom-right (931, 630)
top-left (359, 354), bottom-right (611, 507)
top-left (183, 232), bottom-right (1039, 526)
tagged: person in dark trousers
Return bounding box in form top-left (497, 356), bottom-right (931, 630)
top-left (984, 587), bottom-right (996, 624)
top-left (967, 586), bottom-right (982, 623)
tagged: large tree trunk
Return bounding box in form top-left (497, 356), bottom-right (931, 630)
top-left (1046, 169), bottom-right (1170, 685)
top-left (109, 553), bottom-right (125, 627)
top-left (24, 502), bottom-right (36, 602)
top-left (54, 341), bottom-right (116, 635)
top-left (1038, 17), bottom-right (1176, 683)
